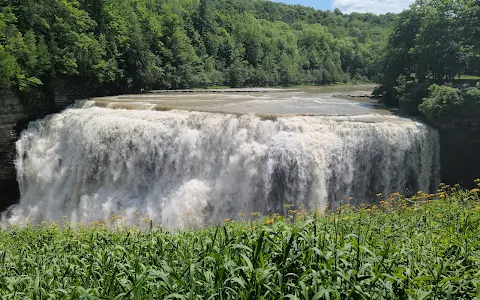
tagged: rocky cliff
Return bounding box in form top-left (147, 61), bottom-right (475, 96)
top-left (434, 118), bottom-right (480, 188)
top-left (0, 81), bottom-right (95, 211)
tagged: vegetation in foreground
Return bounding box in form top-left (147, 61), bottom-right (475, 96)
top-left (1, 183), bottom-right (480, 299)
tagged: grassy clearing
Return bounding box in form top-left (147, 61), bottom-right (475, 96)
top-left (458, 75), bottom-right (480, 80)
top-left (1, 183), bottom-right (480, 299)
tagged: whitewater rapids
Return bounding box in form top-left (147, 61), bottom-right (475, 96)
top-left (6, 106), bottom-right (440, 227)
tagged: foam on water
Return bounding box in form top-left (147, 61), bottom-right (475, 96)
top-left (5, 105), bottom-right (440, 227)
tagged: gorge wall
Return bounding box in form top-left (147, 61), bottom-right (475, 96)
top-left (434, 118), bottom-right (480, 188)
top-left (0, 89), bottom-right (24, 211)
top-left (0, 82), bottom-right (96, 211)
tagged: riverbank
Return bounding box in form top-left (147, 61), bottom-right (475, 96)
top-left (1, 185), bottom-right (479, 298)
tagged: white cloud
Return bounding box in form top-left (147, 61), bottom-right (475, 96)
top-left (334, 0), bottom-right (415, 14)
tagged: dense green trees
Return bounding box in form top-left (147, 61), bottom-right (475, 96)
top-left (0, 0), bottom-right (394, 93)
top-left (376, 0), bottom-right (480, 119)
top-left (2, 0), bottom-right (476, 118)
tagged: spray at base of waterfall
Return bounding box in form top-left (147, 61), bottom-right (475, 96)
top-left (5, 107), bottom-right (440, 228)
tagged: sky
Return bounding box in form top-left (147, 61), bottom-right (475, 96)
top-left (270, 0), bottom-right (415, 14)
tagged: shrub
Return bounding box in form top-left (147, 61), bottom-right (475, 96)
top-left (419, 84), bottom-right (464, 120)
top-left (459, 88), bottom-right (480, 117)
top-left (465, 88), bottom-right (480, 104)
top-left (393, 75), bottom-right (431, 115)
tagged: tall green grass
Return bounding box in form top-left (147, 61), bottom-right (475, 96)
top-left (458, 75), bottom-right (480, 80)
top-left (1, 183), bottom-right (479, 299)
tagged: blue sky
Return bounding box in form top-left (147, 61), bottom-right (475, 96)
top-left (270, 0), bottom-right (331, 10)
top-left (270, 0), bottom-right (415, 14)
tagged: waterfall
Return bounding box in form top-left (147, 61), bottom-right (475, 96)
top-left (6, 105), bottom-right (440, 227)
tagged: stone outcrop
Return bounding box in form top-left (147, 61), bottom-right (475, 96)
top-left (434, 118), bottom-right (480, 188)
top-left (1, 89), bottom-right (44, 211)
top-left (0, 81), bottom-right (95, 211)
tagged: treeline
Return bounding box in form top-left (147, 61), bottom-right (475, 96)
top-left (375, 0), bottom-right (480, 119)
top-left (0, 0), bottom-right (394, 94)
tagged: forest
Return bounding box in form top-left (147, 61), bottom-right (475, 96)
top-left (0, 0), bottom-right (395, 94)
top-left (1, 0), bottom-right (479, 118)
top-left (375, 0), bottom-right (480, 119)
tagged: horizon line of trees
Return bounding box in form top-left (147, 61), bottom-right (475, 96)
top-left (0, 0), bottom-right (395, 95)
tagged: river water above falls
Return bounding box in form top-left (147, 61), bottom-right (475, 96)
top-left (5, 87), bottom-right (440, 227)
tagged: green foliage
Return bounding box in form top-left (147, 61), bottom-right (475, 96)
top-left (414, 0), bottom-right (467, 81)
top-left (0, 0), bottom-right (394, 93)
top-left (0, 46), bottom-right (19, 87)
top-left (394, 75), bottom-right (431, 115)
top-left (377, 0), bottom-right (480, 110)
top-left (419, 84), bottom-right (464, 120)
top-left (463, 88), bottom-right (480, 116)
top-left (465, 88), bottom-right (480, 104)
top-left (1, 186), bottom-right (480, 298)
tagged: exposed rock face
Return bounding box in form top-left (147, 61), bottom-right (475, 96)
top-left (0, 90), bottom-right (43, 211)
top-left (0, 121), bottom-right (20, 211)
top-left (0, 81), bottom-right (95, 211)
top-left (434, 118), bottom-right (480, 188)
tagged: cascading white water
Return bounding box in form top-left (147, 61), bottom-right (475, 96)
top-left (6, 105), bottom-right (440, 227)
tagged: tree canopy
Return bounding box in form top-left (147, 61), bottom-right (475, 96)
top-left (376, 0), bottom-right (480, 111)
top-left (0, 0), bottom-right (395, 93)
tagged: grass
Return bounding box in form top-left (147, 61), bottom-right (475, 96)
top-left (458, 75), bottom-right (480, 80)
top-left (1, 182), bottom-right (480, 299)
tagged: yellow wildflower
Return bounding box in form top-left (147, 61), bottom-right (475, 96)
top-left (266, 219), bottom-right (274, 225)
